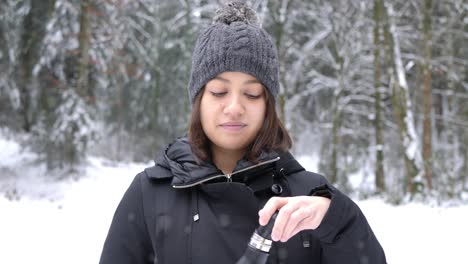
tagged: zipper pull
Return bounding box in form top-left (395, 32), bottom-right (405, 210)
top-left (227, 173), bottom-right (232, 183)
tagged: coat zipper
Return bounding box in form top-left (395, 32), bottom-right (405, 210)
top-left (172, 156), bottom-right (280, 189)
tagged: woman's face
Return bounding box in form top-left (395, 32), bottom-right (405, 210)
top-left (200, 71), bottom-right (267, 154)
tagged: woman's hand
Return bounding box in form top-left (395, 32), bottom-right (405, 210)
top-left (258, 196), bottom-right (331, 242)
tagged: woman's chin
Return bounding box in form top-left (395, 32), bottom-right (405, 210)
top-left (211, 138), bottom-right (252, 152)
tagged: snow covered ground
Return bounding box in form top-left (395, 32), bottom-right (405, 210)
top-left (0, 135), bottom-right (467, 264)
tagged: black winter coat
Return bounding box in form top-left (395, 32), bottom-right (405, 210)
top-left (99, 138), bottom-right (386, 264)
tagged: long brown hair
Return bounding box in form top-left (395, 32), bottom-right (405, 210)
top-left (188, 87), bottom-right (292, 163)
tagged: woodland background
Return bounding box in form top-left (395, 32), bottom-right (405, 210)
top-left (0, 0), bottom-right (467, 202)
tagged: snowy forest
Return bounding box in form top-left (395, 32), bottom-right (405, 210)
top-left (0, 0), bottom-right (467, 202)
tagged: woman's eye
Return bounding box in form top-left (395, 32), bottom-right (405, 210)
top-left (210, 91), bottom-right (227, 97)
top-left (245, 93), bottom-right (262, 99)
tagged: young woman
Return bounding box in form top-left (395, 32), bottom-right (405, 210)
top-left (99, 2), bottom-right (386, 264)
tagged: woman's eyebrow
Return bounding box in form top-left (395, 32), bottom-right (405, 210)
top-left (213, 77), bottom-right (230, 83)
top-left (244, 79), bottom-right (261, 85)
top-left (214, 76), bottom-right (260, 85)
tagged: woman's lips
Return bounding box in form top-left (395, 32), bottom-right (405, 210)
top-left (219, 122), bottom-right (247, 131)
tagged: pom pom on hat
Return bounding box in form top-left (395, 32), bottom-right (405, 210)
top-left (213, 1), bottom-right (260, 26)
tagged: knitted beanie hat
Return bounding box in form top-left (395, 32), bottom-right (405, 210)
top-left (188, 1), bottom-right (279, 103)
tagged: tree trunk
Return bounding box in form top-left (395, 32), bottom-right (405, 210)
top-left (329, 58), bottom-right (346, 187)
top-left (441, 6), bottom-right (457, 198)
top-left (0, 19), bottom-right (8, 70)
top-left (383, 1), bottom-right (422, 195)
top-left (421, 0), bottom-right (433, 190)
top-left (269, 0), bottom-right (292, 125)
top-left (77, 0), bottom-right (91, 101)
top-left (373, 0), bottom-right (385, 193)
top-left (330, 103), bottom-right (341, 185)
top-left (462, 131), bottom-right (468, 192)
top-left (0, 16), bottom-right (10, 116)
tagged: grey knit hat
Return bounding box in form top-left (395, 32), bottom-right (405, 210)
top-left (188, 1), bottom-right (279, 103)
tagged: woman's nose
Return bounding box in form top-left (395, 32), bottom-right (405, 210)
top-left (223, 94), bottom-right (245, 117)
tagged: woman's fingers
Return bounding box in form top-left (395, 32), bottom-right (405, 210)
top-left (271, 201), bottom-right (300, 241)
top-left (280, 205), bottom-right (313, 242)
top-left (258, 196), bottom-right (287, 226)
top-left (259, 196), bottom-right (332, 242)
top-left (284, 214), bottom-right (316, 241)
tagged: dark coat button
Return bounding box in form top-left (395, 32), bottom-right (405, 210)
top-left (271, 183), bottom-right (283, 195)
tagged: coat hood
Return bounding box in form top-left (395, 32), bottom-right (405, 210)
top-left (146, 137), bottom-right (304, 188)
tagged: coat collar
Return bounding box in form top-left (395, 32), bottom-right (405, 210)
top-left (145, 137), bottom-right (304, 190)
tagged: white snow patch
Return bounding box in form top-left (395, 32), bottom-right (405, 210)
top-left (297, 155), bottom-right (319, 173)
top-left (0, 157), bottom-right (147, 264)
top-left (359, 199), bottom-right (468, 264)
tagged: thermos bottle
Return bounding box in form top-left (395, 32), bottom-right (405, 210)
top-left (235, 212), bottom-right (279, 264)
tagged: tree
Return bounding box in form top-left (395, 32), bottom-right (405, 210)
top-left (16, 0), bottom-right (56, 132)
top-left (77, 0), bottom-right (92, 100)
top-left (421, 0), bottom-right (434, 190)
top-left (0, 0), bottom-right (24, 128)
top-left (28, 0), bottom-right (97, 172)
top-left (429, 0), bottom-right (467, 198)
top-left (383, 1), bottom-right (423, 196)
top-left (373, 0), bottom-right (386, 193)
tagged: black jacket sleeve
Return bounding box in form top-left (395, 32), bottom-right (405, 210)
top-left (311, 180), bottom-right (387, 264)
top-left (99, 173), bottom-right (154, 264)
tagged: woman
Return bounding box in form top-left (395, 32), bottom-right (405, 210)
top-left (99, 2), bottom-right (386, 264)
